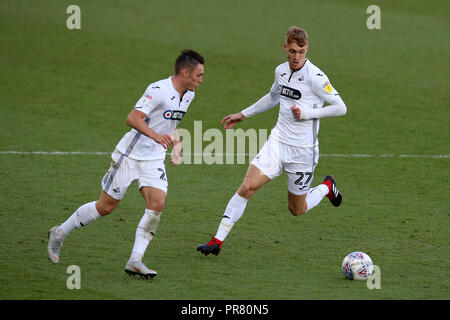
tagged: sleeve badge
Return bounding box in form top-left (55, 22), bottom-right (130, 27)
top-left (322, 81), bottom-right (333, 93)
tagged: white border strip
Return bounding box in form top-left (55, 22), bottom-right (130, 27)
top-left (0, 151), bottom-right (448, 159)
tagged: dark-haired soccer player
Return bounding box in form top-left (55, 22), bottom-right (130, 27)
top-left (198, 26), bottom-right (347, 256)
top-left (48, 50), bottom-right (205, 278)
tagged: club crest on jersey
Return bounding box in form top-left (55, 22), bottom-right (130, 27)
top-left (163, 109), bottom-right (185, 121)
top-left (279, 85), bottom-right (301, 100)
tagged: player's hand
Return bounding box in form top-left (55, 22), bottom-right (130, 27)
top-left (170, 146), bottom-right (182, 165)
top-left (221, 112), bottom-right (245, 129)
top-left (170, 135), bottom-right (182, 166)
top-left (291, 105), bottom-right (301, 120)
top-left (153, 133), bottom-right (173, 149)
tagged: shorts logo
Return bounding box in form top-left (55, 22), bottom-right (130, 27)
top-left (279, 85), bottom-right (301, 100)
top-left (163, 110), bottom-right (185, 121)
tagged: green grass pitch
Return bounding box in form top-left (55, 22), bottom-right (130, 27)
top-left (0, 0), bottom-right (449, 300)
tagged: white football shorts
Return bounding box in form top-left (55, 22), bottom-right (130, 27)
top-left (250, 137), bottom-right (319, 195)
top-left (101, 150), bottom-right (168, 200)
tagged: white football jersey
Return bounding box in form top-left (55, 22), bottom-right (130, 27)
top-left (269, 59), bottom-right (340, 147)
top-left (115, 76), bottom-right (195, 160)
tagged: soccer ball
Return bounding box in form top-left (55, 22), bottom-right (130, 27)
top-left (342, 251), bottom-right (374, 280)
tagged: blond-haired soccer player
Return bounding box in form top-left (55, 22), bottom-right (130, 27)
top-left (48, 50), bottom-right (204, 278)
top-left (198, 27), bottom-right (346, 256)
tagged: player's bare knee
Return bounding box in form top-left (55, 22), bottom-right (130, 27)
top-left (97, 192), bottom-right (120, 216)
top-left (97, 205), bottom-right (115, 216)
top-left (149, 199), bottom-right (165, 213)
top-left (289, 208), bottom-right (306, 216)
top-left (95, 200), bottom-right (118, 216)
top-left (239, 181), bottom-right (258, 198)
top-left (289, 204), bottom-right (307, 216)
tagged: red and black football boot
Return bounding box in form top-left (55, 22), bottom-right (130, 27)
top-left (323, 175), bottom-right (343, 207)
top-left (197, 236), bottom-right (223, 256)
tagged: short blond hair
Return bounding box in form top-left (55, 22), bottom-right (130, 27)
top-left (286, 26), bottom-right (308, 47)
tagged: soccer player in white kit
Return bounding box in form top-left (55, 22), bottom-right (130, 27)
top-left (198, 26), bottom-right (347, 256)
top-left (48, 50), bottom-right (205, 278)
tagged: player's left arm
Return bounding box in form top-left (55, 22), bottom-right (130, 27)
top-left (169, 129), bottom-right (182, 166)
top-left (294, 74), bottom-right (347, 120)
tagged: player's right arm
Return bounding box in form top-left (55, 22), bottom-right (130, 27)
top-left (222, 70), bottom-right (280, 129)
top-left (221, 112), bottom-right (245, 129)
top-left (126, 109), bottom-right (172, 149)
top-left (126, 86), bottom-right (172, 149)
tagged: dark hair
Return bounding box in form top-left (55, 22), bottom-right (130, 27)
top-left (175, 49), bottom-right (204, 75)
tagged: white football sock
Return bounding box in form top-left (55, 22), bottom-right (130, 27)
top-left (57, 201), bottom-right (101, 239)
top-left (215, 193), bottom-right (248, 241)
top-left (129, 209), bottom-right (161, 262)
top-left (305, 184), bottom-right (329, 213)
